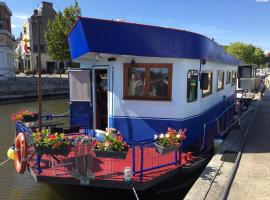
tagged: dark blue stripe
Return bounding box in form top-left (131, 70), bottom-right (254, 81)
top-left (110, 97), bottom-right (235, 149)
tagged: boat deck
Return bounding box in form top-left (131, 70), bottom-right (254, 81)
top-left (28, 145), bottom-right (194, 190)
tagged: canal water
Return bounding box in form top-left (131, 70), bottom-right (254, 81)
top-left (0, 99), bottom-right (188, 200)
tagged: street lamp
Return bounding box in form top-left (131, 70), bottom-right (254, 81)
top-left (33, 9), bottom-right (42, 131)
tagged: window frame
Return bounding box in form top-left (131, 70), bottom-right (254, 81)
top-left (231, 70), bottom-right (237, 86)
top-left (187, 70), bottom-right (198, 103)
top-left (217, 70), bottom-right (225, 91)
top-left (123, 63), bottom-right (172, 101)
top-left (202, 71), bottom-right (213, 97)
top-left (226, 71), bottom-right (231, 84)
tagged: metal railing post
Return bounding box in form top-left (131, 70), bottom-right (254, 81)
top-left (139, 144), bottom-right (144, 181)
top-left (174, 150), bottom-right (178, 166)
top-left (224, 111), bottom-right (227, 131)
top-left (179, 145), bottom-right (182, 165)
top-left (132, 144), bottom-right (136, 176)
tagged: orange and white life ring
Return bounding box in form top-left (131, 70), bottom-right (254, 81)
top-left (14, 132), bottom-right (28, 174)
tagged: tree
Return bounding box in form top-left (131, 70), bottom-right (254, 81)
top-left (45, 1), bottom-right (81, 67)
top-left (225, 42), bottom-right (265, 66)
top-left (264, 52), bottom-right (270, 68)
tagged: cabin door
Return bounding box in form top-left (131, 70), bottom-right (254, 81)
top-left (93, 68), bottom-right (108, 130)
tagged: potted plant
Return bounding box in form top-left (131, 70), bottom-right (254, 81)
top-left (12, 109), bottom-right (38, 122)
top-left (154, 127), bottom-right (187, 155)
top-left (32, 129), bottom-right (73, 156)
top-left (93, 128), bottom-right (129, 159)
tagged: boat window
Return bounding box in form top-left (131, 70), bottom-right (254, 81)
top-left (187, 70), bottom-right (198, 102)
top-left (124, 63), bottom-right (172, 100)
top-left (239, 66), bottom-right (252, 78)
top-left (231, 71), bottom-right (236, 86)
top-left (202, 71), bottom-right (213, 97)
top-left (226, 71), bottom-right (231, 84)
top-left (69, 70), bottom-right (91, 101)
top-left (217, 71), bottom-right (225, 91)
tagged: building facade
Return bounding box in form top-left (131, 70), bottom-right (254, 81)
top-left (17, 1), bottom-right (58, 73)
top-left (0, 2), bottom-right (14, 79)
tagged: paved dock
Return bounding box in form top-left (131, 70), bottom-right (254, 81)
top-left (228, 90), bottom-right (270, 200)
top-left (185, 88), bottom-right (270, 200)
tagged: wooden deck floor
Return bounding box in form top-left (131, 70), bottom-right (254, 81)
top-left (28, 146), bottom-right (194, 190)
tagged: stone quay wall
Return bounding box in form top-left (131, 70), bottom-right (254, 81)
top-left (0, 77), bottom-right (69, 101)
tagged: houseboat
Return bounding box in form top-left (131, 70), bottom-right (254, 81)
top-left (14, 17), bottom-right (240, 191)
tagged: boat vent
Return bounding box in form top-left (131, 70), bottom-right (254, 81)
top-left (221, 151), bottom-right (238, 163)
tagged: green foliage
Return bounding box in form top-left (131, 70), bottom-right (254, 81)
top-left (225, 42), bottom-right (265, 66)
top-left (45, 0), bottom-right (81, 62)
top-left (32, 129), bottom-right (71, 149)
top-left (154, 127), bottom-right (186, 148)
top-left (264, 53), bottom-right (270, 68)
top-left (95, 128), bottom-right (128, 152)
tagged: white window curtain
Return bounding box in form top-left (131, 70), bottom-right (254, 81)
top-left (69, 70), bottom-right (91, 102)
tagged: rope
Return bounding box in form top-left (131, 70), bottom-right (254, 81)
top-left (0, 158), bottom-right (10, 167)
top-left (132, 185), bottom-right (140, 200)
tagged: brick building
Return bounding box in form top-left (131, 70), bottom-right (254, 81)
top-left (0, 2), bottom-right (14, 79)
top-left (17, 2), bottom-right (58, 73)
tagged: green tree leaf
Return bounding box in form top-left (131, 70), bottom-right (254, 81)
top-left (225, 42), bottom-right (265, 66)
top-left (45, 1), bottom-right (81, 64)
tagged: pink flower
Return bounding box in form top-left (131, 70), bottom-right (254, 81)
top-left (104, 141), bottom-right (110, 150)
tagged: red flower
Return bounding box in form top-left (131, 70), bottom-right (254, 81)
top-left (116, 135), bottom-right (123, 142)
top-left (49, 135), bottom-right (56, 140)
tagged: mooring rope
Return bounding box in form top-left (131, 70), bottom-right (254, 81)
top-left (0, 158), bottom-right (10, 167)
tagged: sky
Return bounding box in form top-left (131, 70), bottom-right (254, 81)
top-left (4, 0), bottom-right (270, 53)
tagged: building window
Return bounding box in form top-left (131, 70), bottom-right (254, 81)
top-left (23, 27), bottom-right (27, 34)
top-left (217, 70), bottom-right (224, 91)
top-left (124, 63), bottom-right (172, 100)
top-left (187, 70), bottom-right (198, 102)
top-left (202, 71), bottom-right (213, 97)
top-left (226, 71), bottom-right (231, 84)
top-left (238, 66), bottom-right (252, 78)
top-left (0, 20), bottom-right (3, 29)
top-left (231, 70), bottom-right (237, 86)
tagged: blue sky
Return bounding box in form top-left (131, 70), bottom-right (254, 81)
top-left (5, 0), bottom-right (270, 53)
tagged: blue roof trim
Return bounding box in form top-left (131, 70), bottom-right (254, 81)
top-left (68, 17), bottom-right (241, 65)
top-left (68, 20), bottom-right (89, 59)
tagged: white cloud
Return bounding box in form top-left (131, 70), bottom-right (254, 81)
top-left (11, 24), bottom-right (17, 28)
top-left (14, 15), bottom-right (28, 20)
top-left (256, 0), bottom-right (270, 2)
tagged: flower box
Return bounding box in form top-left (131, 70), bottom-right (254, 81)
top-left (35, 145), bottom-right (72, 156)
top-left (155, 143), bottom-right (179, 155)
top-left (92, 128), bottom-right (129, 159)
top-left (93, 148), bottom-right (128, 159)
top-left (154, 127), bottom-right (187, 155)
top-left (32, 130), bottom-right (73, 156)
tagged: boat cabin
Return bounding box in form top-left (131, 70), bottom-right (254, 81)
top-left (68, 17), bottom-right (240, 149)
top-left (237, 64), bottom-right (259, 93)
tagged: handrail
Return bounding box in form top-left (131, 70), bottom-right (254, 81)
top-left (204, 102), bottom-right (235, 128)
top-left (43, 111), bottom-right (70, 120)
top-left (128, 138), bottom-right (155, 145)
top-left (201, 102), bottom-right (236, 151)
top-left (0, 69), bottom-right (16, 80)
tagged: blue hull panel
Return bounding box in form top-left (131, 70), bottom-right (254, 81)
top-left (70, 101), bottom-right (93, 129)
top-left (110, 96), bottom-right (235, 149)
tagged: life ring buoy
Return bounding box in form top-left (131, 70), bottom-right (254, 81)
top-left (14, 132), bottom-right (28, 174)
